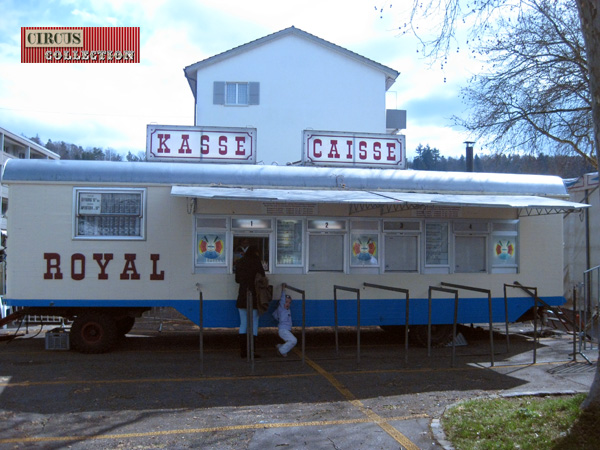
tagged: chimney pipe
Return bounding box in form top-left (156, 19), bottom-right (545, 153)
top-left (464, 141), bottom-right (475, 172)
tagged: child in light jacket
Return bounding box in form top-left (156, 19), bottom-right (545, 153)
top-left (272, 287), bottom-right (297, 357)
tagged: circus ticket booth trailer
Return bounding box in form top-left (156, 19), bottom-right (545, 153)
top-left (0, 27), bottom-right (587, 353)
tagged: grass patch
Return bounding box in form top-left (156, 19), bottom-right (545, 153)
top-left (441, 394), bottom-right (600, 449)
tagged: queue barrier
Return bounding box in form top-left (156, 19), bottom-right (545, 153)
top-left (428, 286), bottom-right (459, 367)
top-left (504, 283), bottom-right (539, 364)
top-left (333, 285), bottom-right (361, 363)
top-left (363, 282), bottom-right (410, 363)
top-left (440, 282), bottom-right (501, 367)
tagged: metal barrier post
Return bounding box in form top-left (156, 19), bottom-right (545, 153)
top-left (363, 282), bottom-right (410, 363)
top-left (196, 283), bottom-right (204, 375)
top-left (441, 282), bottom-right (495, 367)
top-left (428, 286), bottom-right (459, 367)
top-left (282, 283), bottom-right (306, 365)
top-left (504, 283), bottom-right (540, 364)
top-left (333, 285), bottom-right (361, 363)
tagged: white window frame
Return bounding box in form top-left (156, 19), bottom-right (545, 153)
top-left (382, 220), bottom-right (421, 273)
top-left (423, 221), bottom-right (450, 274)
top-left (452, 221), bottom-right (489, 274)
top-left (73, 188), bottom-right (146, 240)
top-left (226, 82), bottom-right (249, 105)
top-left (307, 219), bottom-right (347, 273)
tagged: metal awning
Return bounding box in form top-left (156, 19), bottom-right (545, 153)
top-left (171, 185), bottom-right (588, 216)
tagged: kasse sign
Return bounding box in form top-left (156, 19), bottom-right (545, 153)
top-left (146, 125), bottom-right (256, 163)
top-left (303, 130), bottom-right (406, 169)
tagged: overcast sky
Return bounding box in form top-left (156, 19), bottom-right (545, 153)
top-left (0, 0), bottom-right (480, 160)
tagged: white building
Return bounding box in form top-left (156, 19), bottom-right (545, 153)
top-left (0, 126), bottom-right (60, 231)
top-left (183, 26), bottom-right (406, 166)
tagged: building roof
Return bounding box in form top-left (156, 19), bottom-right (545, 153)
top-left (0, 126), bottom-right (60, 159)
top-left (183, 26), bottom-right (400, 98)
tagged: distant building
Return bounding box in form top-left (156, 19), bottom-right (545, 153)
top-left (564, 172), bottom-right (600, 300)
top-left (0, 126), bottom-right (60, 231)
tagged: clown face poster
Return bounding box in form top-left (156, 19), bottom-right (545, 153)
top-left (351, 234), bottom-right (379, 266)
top-left (493, 238), bottom-right (516, 266)
top-left (197, 234), bottom-right (226, 265)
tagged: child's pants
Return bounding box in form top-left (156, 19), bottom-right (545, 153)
top-left (278, 328), bottom-right (297, 355)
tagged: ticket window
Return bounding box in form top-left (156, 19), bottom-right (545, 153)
top-left (232, 235), bottom-right (270, 271)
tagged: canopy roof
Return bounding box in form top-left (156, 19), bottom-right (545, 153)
top-left (2, 159), bottom-right (588, 216)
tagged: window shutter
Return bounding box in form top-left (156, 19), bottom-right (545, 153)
top-left (249, 82), bottom-right (260, 105)
top-left (213, 81), bottom-right (225, 105)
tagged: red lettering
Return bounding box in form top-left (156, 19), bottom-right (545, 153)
top-left (150, 254), bottom-right (165, 280)
top-left (235, 136), bottom-right (246, 155)
top-left (178, 134), bottom-right (191, 154)
top-left (312, 139), bottom-right (322, 158)
top-left (157, 134), bottom-right (170, 153)
top-left (218, 136), bottom-right (227, 155)
top-left (71, 253), bottom-right (85, 281)
top-left (359, 141), bottom-right (367, 160)
top-left (373, 142), bottom-right (381, 160)
top-left (120, 254), bottom-right (141, 280)
top-left (93, 253), bottom-right (114, 280)
top-left (327, 140), bottom-right (340, 159)
top-left (200, 135), bottom-right (209, 155)
top-left (345, 140), bottom-right (353, 159)
top-left (43, 253), bottom-right (63, 280)
top-left (386, 143), bottom-right (396, 161)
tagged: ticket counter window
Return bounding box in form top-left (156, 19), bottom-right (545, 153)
top-left (233, 236), bottom-right (270, 272)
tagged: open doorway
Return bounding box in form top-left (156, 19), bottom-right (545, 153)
top-left (233, 235), bottom-right (270, 272)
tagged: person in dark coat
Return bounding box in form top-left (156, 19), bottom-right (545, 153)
top-left (235, 245), bottom-right (265, 358)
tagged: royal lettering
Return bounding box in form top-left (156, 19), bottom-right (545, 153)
top-left (43, 253), bottom-right (164, 281)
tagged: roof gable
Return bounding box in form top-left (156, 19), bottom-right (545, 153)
top-left (183, 26), bottom-right (399, 98)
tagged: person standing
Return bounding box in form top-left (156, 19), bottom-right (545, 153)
top-left (235, 245), bottom-right (265, 358)
top-left (272, 287), bottom-right (297, 357)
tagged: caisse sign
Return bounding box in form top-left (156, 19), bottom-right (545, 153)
top-left (303, 130), bottom-right (405, 169)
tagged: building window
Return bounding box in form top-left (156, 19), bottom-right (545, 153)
top-left (276, 219), bottom-right (303, 266)
top-left (308, 219), bottom-right (346, 272)
top-left (74, 188), bottom-right (145, 239)
top-left (213, 81), bottom-right (260, 105)
top-left (227, 82), bottom-right (248, 105)
top-left (383, 220), bottom-right (420, 272)
top-left (425, 222), bottom-right (449, 267)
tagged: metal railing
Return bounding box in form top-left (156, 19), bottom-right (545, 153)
top-left (363, 282), bottom-right (410, 363)
top-left (504, 283), bottom-right (540, 364)
top-left (441, 282), bottom-right (500, 367)
top-left (333, 285), bottom-right (361, 363)
top-left (577, 265), bottom-right (600, 360)
top-left (428, 286), bottom-right (459, 367)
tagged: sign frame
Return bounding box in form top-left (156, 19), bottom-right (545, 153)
top-left (146, 125), bottom-right (257, 164)
top-left (302, 130), bottom-right (406, 169)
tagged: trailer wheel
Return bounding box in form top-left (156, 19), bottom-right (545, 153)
top-left (116, 316), bottom-right (135, 337)
top-left (409, 324), bottom-right (454, 348)
top-left (70, 313), bottom-right (118, 353)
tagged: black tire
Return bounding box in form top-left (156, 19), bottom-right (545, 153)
top-left (409, 324), bottom-right (454, 348)
top-left (116, 316), bottom-right (135, 336)
top-left (70, 312), bottom-right (118, 354)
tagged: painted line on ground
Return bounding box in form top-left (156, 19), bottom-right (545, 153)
top-left (0, 413), bottom-right (428, 445)
top-left (298, 349), bottom-right (421, 450)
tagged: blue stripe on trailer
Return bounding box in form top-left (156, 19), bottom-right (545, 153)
top-left (3, 296), bottom-right (565, 328)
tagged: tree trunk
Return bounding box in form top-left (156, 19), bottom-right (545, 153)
top-left (575, 0), bottom-right (600, 411)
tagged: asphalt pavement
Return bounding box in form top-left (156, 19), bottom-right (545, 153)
top-left (0, 319), bottom-right (596, 450)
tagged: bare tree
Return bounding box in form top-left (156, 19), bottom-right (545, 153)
top-left (383, 0), bottom-right (600, 411)
top-left (454, 0), bottom-right (596, 167)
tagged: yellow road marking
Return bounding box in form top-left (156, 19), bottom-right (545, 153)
top-left (299, 349), bottom-right (421, 450)
top-left (0, 414), bottom-right (428, 445)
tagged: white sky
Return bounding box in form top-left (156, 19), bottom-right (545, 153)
top-left (0, 0), bottom-right (481, 160)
